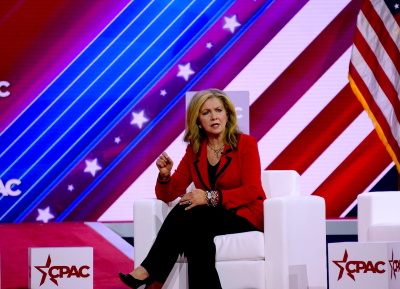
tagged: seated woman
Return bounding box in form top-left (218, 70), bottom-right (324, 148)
top-left (119, 88), bottom-right (266, 289)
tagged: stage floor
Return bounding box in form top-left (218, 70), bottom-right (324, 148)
top-left (0, 222), bottom-right (134, 289)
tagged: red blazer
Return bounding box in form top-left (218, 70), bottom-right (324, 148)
top-left (156, 134), bottom-right (266, 231)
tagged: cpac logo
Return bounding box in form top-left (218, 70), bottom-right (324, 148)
top-left (35, 255), bottom-right (91, 286)
top-left (235, 106), bottom-right (244, 119)
top-left (333, 249), bottom-right (400, 281)
top-left (0, 179), bottom-right (22, 196)
top-left (0, 81), bottom-right (10, 98)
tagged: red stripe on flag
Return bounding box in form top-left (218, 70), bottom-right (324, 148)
top-left (349, 0), bottom-right (400, 171)
top-left (362, 0), bottom-right (400, 74)
top-left (350, 63), bottom-right (400, 158)
top-left (353, 28), bottom-right (400, 121)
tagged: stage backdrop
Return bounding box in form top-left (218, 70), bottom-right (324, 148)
top-left (0, 0), bottom-right (397, 223)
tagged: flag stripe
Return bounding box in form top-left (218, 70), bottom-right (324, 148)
top-left (353, 28), bottom-right (400, 122)
top-left (349, 0), bottom-right (400, 175)
top-left (349, 62), bottom-right (400, 166)
top-left (359, 1), bottom-right (400, 93)
top-left (368, 1), bottom-right (400, 52)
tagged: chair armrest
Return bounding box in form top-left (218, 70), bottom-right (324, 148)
top-left (264, 195), bottom-right (327, 289)
top-left (133, 199), bottom-right (172, 267)
top-left (357, 191), bottom-right (400, 242)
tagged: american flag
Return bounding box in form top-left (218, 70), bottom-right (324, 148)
top-left (349, 0), bottom-right (400, 173)
top-left (0, 0), bottom-right (397, 223)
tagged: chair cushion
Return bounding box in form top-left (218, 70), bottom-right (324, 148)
top-left (214, 231), bottom-right (265, 261)
top-left (369, 223), bottom-right (400, 242)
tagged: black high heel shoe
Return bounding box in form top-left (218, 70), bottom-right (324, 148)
top-left (119, 272), bottom-right (154, 289)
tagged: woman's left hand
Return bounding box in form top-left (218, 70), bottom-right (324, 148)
top-left (180, 188), bottom-right (208, 210)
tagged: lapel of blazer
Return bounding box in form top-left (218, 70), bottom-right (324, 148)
top-left (193, 142), bottom-right (233, 190)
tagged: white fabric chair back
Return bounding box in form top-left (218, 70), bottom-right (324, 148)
top-left (358, 191), bottom-right (400, 242)
top-left (262, 170), bottom-right (300, 198)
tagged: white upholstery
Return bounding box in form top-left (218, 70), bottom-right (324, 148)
top-left (133, 170), bottom-right (327, 289)
top-left (214, 231), bottom-right (264, 261)
top-left (357, 191), bottom-right (400, 242)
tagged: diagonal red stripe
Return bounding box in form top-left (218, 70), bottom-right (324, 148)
top-left (266, 84), bottom-right (363, 174)
top-left (312, 131), bottom-right (392, 218)
top-left (250, 0), bottom-right (363, 140)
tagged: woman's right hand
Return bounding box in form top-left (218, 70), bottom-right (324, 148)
top-left (156, 152), bottom-right (173, 179)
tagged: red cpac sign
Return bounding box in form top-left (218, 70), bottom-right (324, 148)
top-left (332, 249), bottom-right (400, 281)
top-left (35, 255), bottom-right (91, 286)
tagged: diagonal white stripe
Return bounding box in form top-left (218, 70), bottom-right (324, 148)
top-left (301, 112), bottom-right (374, 196)
top-left (257, 48), bottom-right (353, 170)
top-left (340, 163), bottom-right (394, 217)
top-left (225, 0), bottom-right (352, 103)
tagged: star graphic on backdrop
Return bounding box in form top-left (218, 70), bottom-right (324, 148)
top-left (131, 110), bottom-right (149, 129)
top-left (223, 15), bottom-right (241, 33)
top-left (206, 42), bottom-right (213, 49)
top-left (67, 184), bottom-right (74, 192)
top-left (36, 207), bottom-right (55, 223)
top-left (114, 136), bottom-right (121, 144)
top-left (160, 89), bottom-right (167, 96)
top-left (84, 158), bottom-right (102, 177)
top-left (177, 63), bottom-right (195, 81)
top-left (395, 3), bottom-right (399, 9)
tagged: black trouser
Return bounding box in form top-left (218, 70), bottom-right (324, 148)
top-left (141, 203), bottom-right (258, 289)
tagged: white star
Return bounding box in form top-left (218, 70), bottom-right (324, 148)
top-left (206, 42), bottom-right (213, 49)
top-left (84, 158), bottom-right (102, 177)
top-left (223, 15), bottom-right (241, 33)
top-left (160, 89), bottom-right (167, 96)
top-left (131, 110), bottom-right (149, 129)
top-left (67, 184), bottom-right (74, 192)
top-left (395, 3), bottom-right (399, 9)
top-left (114, 136), bottom-right (121, 144)
top-left (36, 207), bottom-right (55, 223)
top-left (177, 63), bottom-right (195, 81)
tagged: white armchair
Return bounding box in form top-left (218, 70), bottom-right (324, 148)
top-left (357, 191), bottom-right (400, 242)
top-left (133, 170), bottom-right (327, 289)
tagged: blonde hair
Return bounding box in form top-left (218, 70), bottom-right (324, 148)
top-left (183, 89), bottom-right (241, 153)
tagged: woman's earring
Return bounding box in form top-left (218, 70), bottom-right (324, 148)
top-left (199, 125), bottom-right (202, 129)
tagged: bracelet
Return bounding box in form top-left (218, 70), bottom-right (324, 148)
top-left (205, 190), bottom-right (219, 207)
